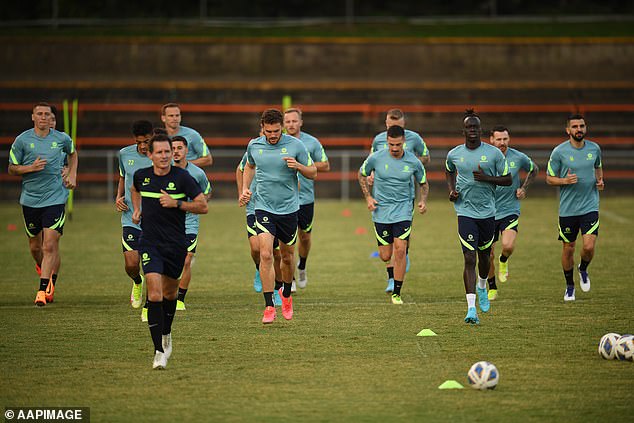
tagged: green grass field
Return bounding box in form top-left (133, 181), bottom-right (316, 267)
top-left (0, 197), bottom-right (632, 422)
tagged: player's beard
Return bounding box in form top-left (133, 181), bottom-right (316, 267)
top-left (572, 132), bottom-right (585, 142)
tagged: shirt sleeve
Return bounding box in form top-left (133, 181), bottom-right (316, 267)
top-left (414, 160), bottom-right (427, 184)
top-left (190, 131), bottom-right (210, 159)
top-left (197, 170), bottom-right (212, 195)
top-left (132, 169), bottom-right (142, 191)
top-left (238, 152), bottom-right (248, 171)
top-left (520, 152), bottom-right (534, 173)
top-left (360, 154), bottom-right (375, 177)
top-left (62, 133), bottom-right (75, 155)
top-left (183, 171), bottom-right (203, 200)
top-left (296, 143), bottom-right (312, 166)
top-left (370, 135), bottom-right (380, 154)
top-left (547, 149), bottom-right (561, 177)
top-left (445, 150), bottom-right (456, 173)
top-left (8, 138), bottom-right (23, 165)
top-left (118, 151), bottom-right (125, 177)
top-left (411, 134), bottom-right (426, 157)
top-left (496, 150), bottom-right (509, 176)
top-left (313, 140), bottom-right (328, 163)
top-left (594, 145), bottom-right (602, 169)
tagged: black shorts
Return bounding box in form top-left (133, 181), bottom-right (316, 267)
top-left (493, 214), bottom-right (519, 243)
top-left (558, 211), bottom-right (599, 243)
top-left (22, 204), bottom-right (66, 237)
top-left (247, 214), bottom-right (279, 248)
top-left (374, 220), bottom-right (412, 246)
top-left (139, 243), bottom-right (187, 280)
top-left (122, 227), bottom-right (142, 252)
top-left (298, 203), bottom-right (315, 233)
top-left (255, 210), bottom-right (298, 246)
top-left (457, 216), bottom-right (495, 253)
top-left (186, 233), bottom-right (198, 254)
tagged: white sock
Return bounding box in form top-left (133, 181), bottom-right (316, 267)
top-left (477, 277), bottom-right (487, 290)
top-left (466, 294), bottom-right (476, 308)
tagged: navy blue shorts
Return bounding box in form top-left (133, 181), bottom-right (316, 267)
top-left (247, 214), bottom-right (279, 248)
top-left (122, 227), bottom-right (142, 252)
top-left (558, 211), bottom-right (599, 243)
top-left (374, 220), bottom-right (412, 246)
top-left (22, 204), bottom-right (66, 237)
top-left (255, 210), bottom-right (298, 246)
top-left (186, 233), bottom-right (198, 254)
top-left (298, 202), bottom-right (315, 233)
top-left (457, 216), bottom-right (495, 252)
top-left (493, 214), bottom-right (519, 243)
top-left (139, 243), bottom-right (187, 280)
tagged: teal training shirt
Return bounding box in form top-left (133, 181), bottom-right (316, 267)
top-left (547, 140), bottom-right (602, 217)
top-left (445, 142), bottom-right (509, 219)
top-left (297, 131), bottom-right (328, 205)
top-left (360, 149), bottom-right (426, 224)
top-left (184, 162), bottom-right (211, 235)
top-left (176, 126), bottom-right (211, 162)
top-left (495, 148), bottom-right (534, 219)
top-left (371, 129), bottom-right (429, 157)
top-left (9, 128), bottom-right (75, 208)
top-left (239, 150), bottom-right (258, 215)
top-left (246, 134), bottom-right (312, 215)
top-left (118, 144), bottom-right (152, 229)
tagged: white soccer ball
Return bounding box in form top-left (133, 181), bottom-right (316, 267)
top-left (467, 361), bottom-right (499, 390)
top-left (615, 334), bottom-right (634, 362)
top-left (598, 333), bottom-right (621, 360)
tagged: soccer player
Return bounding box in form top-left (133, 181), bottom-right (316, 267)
top-left (8, 102), bottom-right (78, 306)
top-left (486, 126), bottom-right (538, 300)
top-left (161, 103), bottom-right (213, 167)
top-left (237, 149), bottom-right (284, 305)
top-left (130, 134), bottom-right (207, 369)
top-left (171, 136), bottom-right (212, 310)
top-left (283, 108), bottom-right (330, 290)
top-left (239, 109), bottom-right (316, 324)
top-left (359, 125), bottom-right (428, 304)
top-left (445, 109), bottom-right (511, 324)
top-left (546, 114), bottom-right (603, 301)
top-left (370, 109), bottom-right (430, 291)
top-left (116, 120), bottom-right (153, 311)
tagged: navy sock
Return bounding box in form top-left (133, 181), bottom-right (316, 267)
top-left (564, 269), bottom-right (574, 287)
top-left (52, 274), bottom-right (58, 286)
top-left (283, 282), bottom-right (292, 297)
top-left (488, 276), bottom-right (497, 290)
top-left (264, 292), bottom-right (274, 307)
top-left (579, 259), bottom-right (590, 272)
top-left (275, 280), bottom-right (283, 290)
top-left (393, 280), bottom-right (403, 295)
top-left (387, 267), bottom-right (394, 280)
top-left (499, 254), bottom-right (509, 263)
top-left (298, 256), bottom-right (307, 270)
top-left (39, 278), bottom-right (48, 291)
top-left (147, 301), bottom-right (163, 352)
top-left (162, 299), bottom-right (177, 335)
top-left (132, 275), bottom-right (142, 285)
top-left (177, 288), bottom-right (187, 302)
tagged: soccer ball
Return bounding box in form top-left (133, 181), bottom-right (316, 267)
top-left (615, 335), bottom-right (634, 362)
top-left (598, 333), bottom-right (621, 360)
top-left (467, 361), bottom-right (499, 390)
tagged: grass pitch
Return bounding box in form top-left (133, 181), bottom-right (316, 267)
top-left (0, 197), bottom-right (632, 422)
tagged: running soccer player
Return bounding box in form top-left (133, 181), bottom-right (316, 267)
top-left (116, 120), bottom-right (153, 311)
top-left (8, 102), bottom-right (78, 306)
top-left (359, 125), bottom-right (428, 304)
top-left (130, 133), bottom-right (207, 369)
top-left (283, 108), bottom-right (330, 291)
top-left (370, 109), bottom-right (430, 291)
top-left (236, 149), bottom-right (284, 306)
top-left (171, 136), bottom-right (212, 311)
top-left (486, 126), bottom-right (538, 300)
top-left (546, 114), bottom-right (603, 302)
top-left (161, 103), bottom-right (213, 167)
top-left (239, 109), bottom-right (316, 324)
top-left (445, 109), bottom-right (511, 324)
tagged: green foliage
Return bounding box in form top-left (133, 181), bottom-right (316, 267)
top-left (0, 198), bottom-right (632, 422)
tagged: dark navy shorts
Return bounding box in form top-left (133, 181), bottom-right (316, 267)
top-left (139, 243), bottom-right (187, 280)
top-left (22, 204), bottom-right (66, 237)
top-left (558, 211), bottom-right (599, 243)
top-left (186, 233), bottom-right (198, 254)
top-left (457, 216), bottom-right (495, 253)
top-left (255, 210), bottom-right (298, 246)
top-left (298, 202), bottom-right (315, 233)
top-left (493, 214), bottom-right (519, 243)
top-left (122, 227), bottom-right (142, 252)
top-left (374, 220), bottom-right (412, 246)
top-left (247, 214), bottom-right (279, 248)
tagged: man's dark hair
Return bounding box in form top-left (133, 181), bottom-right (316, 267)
top-left (387, 125), bottom-right (405, 139)
top-left (149, 134), bottom-right (172, 153)
top-left (566, 113), bottom-right (585, 125)
top-left (171, 135), bottom-right (188, 146)
top-left (490, 125), bottom-right (509, 136)
top-left (50, 105), bottom-right (58, 117)
top-left (261, 109), bottom-right (284, 126)
top-left (33, 102), bottom-right (51, 112)
top-left (132, 120), bottom-right (153, 137)
top-left (153, 127), bottom-right (168, 135)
